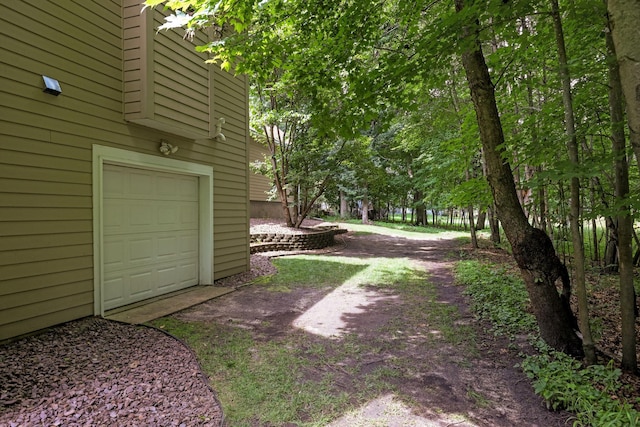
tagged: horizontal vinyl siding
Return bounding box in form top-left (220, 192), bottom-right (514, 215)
top-left (0, 207), bottom-right (91, 222)
top-left (123, 0), bottom-right (144, 117)
top-left (211, 65), bottom-right (249, 279)
top-left (0, 233), bottom-right (92, 252)
top-left (1, 298), bottom-right (93, 341)
top-left (0, 247), bottom-right (93, 278)
top-left (249, 140), bottom-right (276, 201)
top-left (0, 0), bottom-right (250, 340)
top-left (152, 8), bottom-right (211, 136)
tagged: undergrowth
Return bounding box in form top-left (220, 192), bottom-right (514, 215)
top-left (455, 260), bottom-right (640, 427)
top-left (454, 261), bottom-right (537, 337)
top-left (521, 349), bottom-right (639, 426)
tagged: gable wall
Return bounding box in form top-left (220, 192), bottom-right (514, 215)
top-left (249, 139), bottom-right (274, 201)
top-left (0, 0), bottom-right (250, 340)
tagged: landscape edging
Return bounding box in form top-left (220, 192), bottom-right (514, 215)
top-left (250, 227), bottom-right (347, 253)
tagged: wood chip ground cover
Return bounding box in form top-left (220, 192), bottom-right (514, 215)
top-left (0, 318), bottom-right (222, 426)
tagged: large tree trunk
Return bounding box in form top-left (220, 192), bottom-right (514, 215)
top-left (482, 150), bottom-right (501, 245)
top-left (551, 0), bottom-right (596, 364)
top-left (606, 5), bottom-right (637, 372)
top-left (455, 0), bottom-right (583, 357)
top-left (608, 0), bottom-right (640, 171)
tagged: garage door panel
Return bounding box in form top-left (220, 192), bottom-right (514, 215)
top-left (129, 171), bottom-right (153, 196)
top-left (103, 164), bottom-right (200, 310)
top-left (105, 232), bottom-right (198, 267)
top-left (157, 236), bottom-right (178, 258)
top-left (178, 262), bottom-right (198, 285)
top-left (180, 205), bottom-right (198, 226)
top-left (179, 177), bottom-right (198, 199)
top-left (104, 276), bottom-right (124, 307)
top-left (130, 271), bottom-right (153, 297)
top-left (156, 175), bottom-right (180, 197)
top-left (157, 205), bottom-right (179, 225)
top-left (180, 234), bottom-right (198, 256)
top-left (129, 238), bottom-right (154, 263)
top-left (104, 239), bottom-right (125, 269)
top-left (130, 204), bottom-right (154, 227)
top-left (104, 168), bottom-right (125, 195)
top-left (157, 266), bottom-right (177, 290)
top-left (103, 203), bottom-right (124, 230)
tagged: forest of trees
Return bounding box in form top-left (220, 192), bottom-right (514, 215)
top-left (146, 0), bottom-right (640, 371)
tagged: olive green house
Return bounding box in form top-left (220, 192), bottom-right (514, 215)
top-left (249, 138), bottom-right (281, 218)
top-left (0, 1), bottom-right (251, 341)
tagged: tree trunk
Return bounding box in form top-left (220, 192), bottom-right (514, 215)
top-left (415, 191), bottom-right (426, 225)
top-left (608, 0), bottom-right (640, 172)
top-left (591, 199), bottom-right (599, 267)
top-left (604, 221), bottom-right (619, 271)
top-left (466, 169), bottom-right (478, 248)
top-left (362, 188), bottom-right (369, 224)
top-left (271, 149), bottom-right (294, 227)
top-left (488, 203), bottom-right (501, 245)
top-left (606, 7), bottom-right (637, 372)
top-left (340, 191), bottom-right (348, 219)
top-left (475, 209), bottom-right (486, 230)
top-left (455, 0), bottom-right (583, 357)
top-left (633, 228), bottom-right (640, 266)
top-left (537, 168), bottom-right (549, 236)
top-left (468, 206), bottom-right (478, 248)
top-left (588, 175), bottom-right (619, 270)
top-left (481, 148), bottom-right (501, 244)
top-left (551, 0), bottom-right (596, 364)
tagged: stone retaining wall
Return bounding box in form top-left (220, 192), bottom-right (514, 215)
top-left (250, 227), bottom-right (347, 253)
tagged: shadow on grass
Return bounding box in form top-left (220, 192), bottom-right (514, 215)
top-left (256, 257), bottom-right (369, 290)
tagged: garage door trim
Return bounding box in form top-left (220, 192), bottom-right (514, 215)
top-left (92, 145), bottom-right (214, 316)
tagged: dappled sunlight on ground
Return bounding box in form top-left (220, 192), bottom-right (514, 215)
top-left (291, 255), bottom-right (412, 337)
top-left (326, 393), bottom-right (478, 427)
top-left (293, 279), bottom-right (398, 337)
top-left (342, 222), bottom-right (469, 241)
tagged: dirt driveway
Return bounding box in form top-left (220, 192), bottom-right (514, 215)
top-left (177, 225), bottom-right (571, 426)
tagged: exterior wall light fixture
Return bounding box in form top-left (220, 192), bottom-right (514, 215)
top-left (159, 140), bottom-right (179, 155)
top-left (42, 75), bottom-right (62, 96)
top-left (214, 117), bottom-right (226, 142)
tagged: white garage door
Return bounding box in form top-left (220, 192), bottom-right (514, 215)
top-left (102, 164), bottom-right (199, 310)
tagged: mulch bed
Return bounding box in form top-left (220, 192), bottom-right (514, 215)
top-left (0, 318), bottom-right (223, 426)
